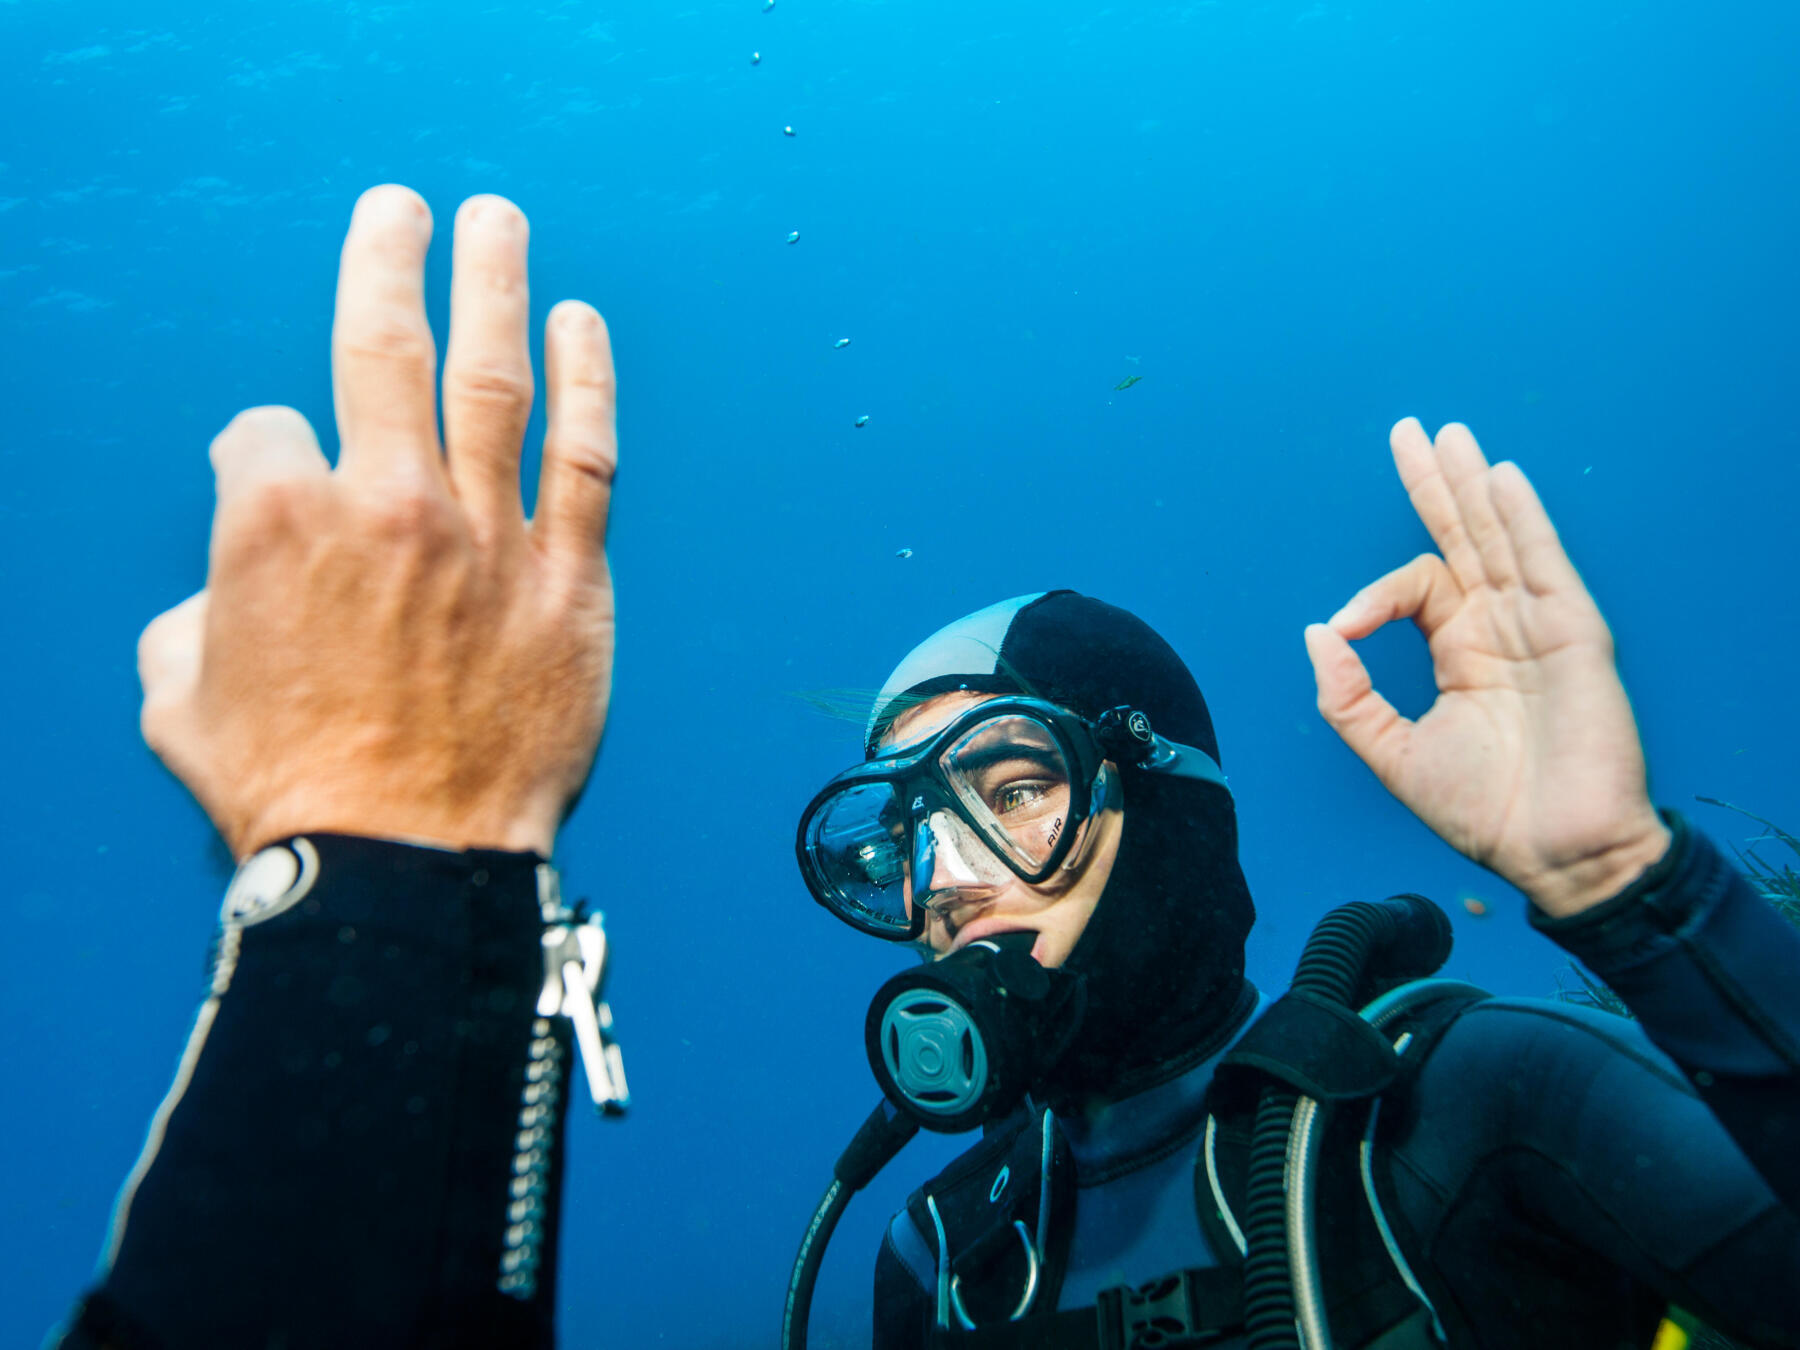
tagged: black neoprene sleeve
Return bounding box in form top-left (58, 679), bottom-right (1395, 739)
top-left (50, 833), bottom-right (569, 1350)
top-left (1388, 994), bottom-right (1800, 1348)
top-left (1532, 809), bottom-right (1800, 1211)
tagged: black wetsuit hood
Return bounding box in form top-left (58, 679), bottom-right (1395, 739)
top-left (866, 590), bottom-right (1257, 1103)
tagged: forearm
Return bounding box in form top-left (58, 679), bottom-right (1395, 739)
top-left (55, 834), bottom-right (572, 1350)
top-left (1532, 809), bottom-right (1800, 1210)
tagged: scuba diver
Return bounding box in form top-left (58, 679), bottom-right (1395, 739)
top-left (783, 423), bottom-right (1800, 1350)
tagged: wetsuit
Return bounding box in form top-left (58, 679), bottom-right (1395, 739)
top-left (872, 811), bottom-right (1800, 1349)
top-left (49, 833), bottom-right (570, 1350)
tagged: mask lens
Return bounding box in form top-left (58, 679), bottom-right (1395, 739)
top-left (804, 782), bottom-right (913, 937)
top-left (940, 714), bottom-right (1075, 873)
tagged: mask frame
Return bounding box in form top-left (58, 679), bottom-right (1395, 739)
top-left (796, 697), bottom-right (1230, 940)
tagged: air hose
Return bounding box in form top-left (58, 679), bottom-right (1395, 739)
top-left (781, 1099), bottom-right (919, 1350)
top-left (1240, 895), bottom-right (1453, 1350)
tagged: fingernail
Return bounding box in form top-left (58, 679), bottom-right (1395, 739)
top-left (463, 194), bottom-right (525, 237)
top-left (1328, 595), bottom-right (1365, 628)
top-left (358, 185), bottom-right (430, 236)
top-left (553, 301), bottom-right (599, 333)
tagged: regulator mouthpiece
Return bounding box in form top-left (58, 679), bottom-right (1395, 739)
top-left (864, 932), bottom-right (1083, 1133)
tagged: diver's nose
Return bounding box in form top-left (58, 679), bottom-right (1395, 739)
top-left (925, 812), bottom-right (984, 890)
top-left (908, 812), bottom-right (1002, 932)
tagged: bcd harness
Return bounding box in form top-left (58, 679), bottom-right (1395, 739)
top-left (906, 974), bottom-right (1491, 1350)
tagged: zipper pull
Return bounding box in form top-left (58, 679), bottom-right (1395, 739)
top-left (537, 865), bottom-right (630, 1116)
top-left (563, 913), bottom-right (630, 1115)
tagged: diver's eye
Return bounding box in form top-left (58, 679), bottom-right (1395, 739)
top-left (993, 780), bottom-right (1051, 815)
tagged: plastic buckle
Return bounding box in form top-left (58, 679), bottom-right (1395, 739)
top-left (1095, 706), bottom-right (1155, 762)
top-left (1096, 1271), bottom-right (1217, 1350)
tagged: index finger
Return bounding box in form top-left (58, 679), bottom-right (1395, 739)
top-left (331, 185), bottom-right (445, 486)
top-left (532, 300), bottom-right (618, 575)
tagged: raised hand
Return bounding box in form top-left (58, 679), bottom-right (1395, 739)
top-left (1303, 418), bottom-right (1671, 918)
top-left (136, 187), bottom-right (619, 861)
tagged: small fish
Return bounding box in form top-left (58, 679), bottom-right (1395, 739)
top-left (895, 548), bottom-right (914, 559)
top-left (1461, 896), bottom-right (1489, 918)
top-left (855, 414), bottom-right (869, 427)
top-left (1114, 374), bottom-right (1142, 391)
top-left (785, 230), bottom-right (800, 244)
top-left (833, 337), bottom-right (851, 349)
top-left (783, 125), bottom-right (796, 137)
top-left (763, 0), bottom-right (775, 10)
top-left (751, 51), bottom-right (762, 65)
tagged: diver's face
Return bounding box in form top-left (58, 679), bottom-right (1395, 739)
top-left (879, 691), bottom-right (1122, 969)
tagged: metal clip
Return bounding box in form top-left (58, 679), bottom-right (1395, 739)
top-left (536, 865), bottom-right (629, 1116)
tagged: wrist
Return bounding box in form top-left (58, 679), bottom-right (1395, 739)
top-left (1524, 817), bottom-right (1675, 920)
top-left (232, 802), bottom-right (556, 863)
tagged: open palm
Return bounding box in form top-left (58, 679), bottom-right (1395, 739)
top-left (1304, 418), bottom-right (1670, 917)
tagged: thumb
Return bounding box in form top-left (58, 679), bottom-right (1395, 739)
top-left (138, 590), bottom-right (209, 748)
top-left (209, 405), bottom-right (330, 505)
top-left (1303, 621), bottom-right (1410, 788)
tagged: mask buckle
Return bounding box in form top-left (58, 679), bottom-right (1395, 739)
top-left (1094, 705), bottom-right (1156, 762)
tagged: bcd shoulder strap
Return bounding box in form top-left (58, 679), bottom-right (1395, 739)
top-left (909, 1102), bottom-right (1077, 1338)
top-left (1197, 982), bottom-right (1491, 1350)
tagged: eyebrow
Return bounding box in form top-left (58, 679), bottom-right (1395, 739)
top-left (953, 743), bottom-right (1063, 776)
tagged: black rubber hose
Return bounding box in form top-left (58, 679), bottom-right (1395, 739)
top-left (782, 1178), bottom-right (851, 1350)
top-left (782, 1100), bottom-right (919, 1350)
top-left (1241, 895), bottom-right (1450, 1350)
top-left (1241, 1085), bottom-right (1303, 1350)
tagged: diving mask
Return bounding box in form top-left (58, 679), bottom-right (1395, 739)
top-left (795, 697), bottom-right (1230, 941)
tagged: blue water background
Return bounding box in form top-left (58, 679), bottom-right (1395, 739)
top-left (2, 1), bottom-right (1796, 1345)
